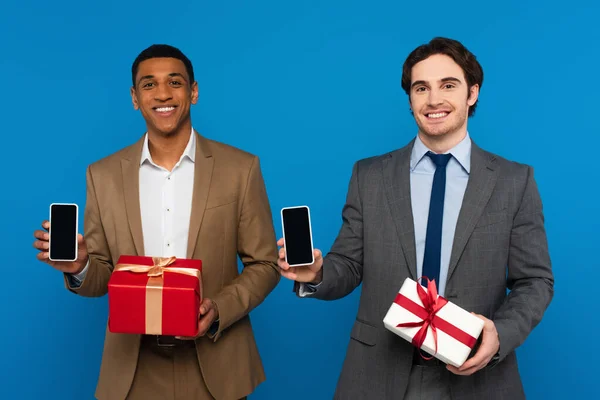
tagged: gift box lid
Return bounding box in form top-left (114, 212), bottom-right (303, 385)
top-left (115, 255), bottom-right (202, 271)
top-left (109, 255), bottom-right (203, 293)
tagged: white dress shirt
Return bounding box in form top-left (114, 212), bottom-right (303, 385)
top-left (70, 129), bottom-right (196, 283)
top-left (138, 129), bottom-right (195, 258)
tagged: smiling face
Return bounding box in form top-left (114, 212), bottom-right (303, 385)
top-left (130, 57), bottom-right (198, 137)
top-left (409, 54), bottom-right (478, 143)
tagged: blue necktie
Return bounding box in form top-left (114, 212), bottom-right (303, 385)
top-left (421, 151), bottom-right (452, 288)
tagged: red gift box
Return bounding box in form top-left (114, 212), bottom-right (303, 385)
top-left (108, 255), bottom-right (203, 337)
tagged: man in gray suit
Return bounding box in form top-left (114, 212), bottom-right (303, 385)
top-left (277, 37), bottom-right (554, 399)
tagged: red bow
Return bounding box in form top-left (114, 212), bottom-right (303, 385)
top-left (395, 277), bottom-right (448, 359)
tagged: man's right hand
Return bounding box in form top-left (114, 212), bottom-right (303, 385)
top-left (277, 238), bottom-right (324, 284)
top-left (33, 220), bottom-right (89, 274)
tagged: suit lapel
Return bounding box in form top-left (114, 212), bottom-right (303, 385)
top-left (383, 141), bottom-right (417, 279)
top-left (186, 132), bottom-right (214, 258)
top-left (446, 143), bottom-right (498, 281)
top-left (121, 136), bottom-right (146, 256)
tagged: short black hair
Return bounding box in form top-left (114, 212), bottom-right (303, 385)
top-left (131, 44), bottom-right (195, 87)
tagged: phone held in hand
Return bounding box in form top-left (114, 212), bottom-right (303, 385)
top-left (49, 203), bottom-right (79, 262)
top-left (281, 205), bottom-right (314, 267)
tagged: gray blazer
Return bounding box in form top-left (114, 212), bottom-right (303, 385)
top-left (298, 139), bottom-right (554, 399)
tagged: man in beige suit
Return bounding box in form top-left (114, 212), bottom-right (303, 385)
top-left (33, 44), bottom-right (280, 400)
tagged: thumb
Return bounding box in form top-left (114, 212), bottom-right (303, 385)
top-left (314, 249), bottom-right (322, 260)
top-left (199, 299), bottom-right (212, 315)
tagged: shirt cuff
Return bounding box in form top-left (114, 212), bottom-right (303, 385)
top-left (298, 281), bottom-right (321, 297)
top-left (67, 259), bottom-right (90, 287)
top-left (207, 319), bottom-right (220, 338)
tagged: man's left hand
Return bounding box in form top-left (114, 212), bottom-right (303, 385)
top-left (176, 298), bottom-right (219, 340)
top-left (446, 313), bottom-right (499, 376)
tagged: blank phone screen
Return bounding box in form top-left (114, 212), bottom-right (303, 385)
top-left (50, 204), bottom-right (78, 261)
top-left (282, 207), bottom-right (313, 266)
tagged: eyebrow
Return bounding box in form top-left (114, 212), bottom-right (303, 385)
top-left (137, 72), bottom-right (188, 86)
top-left (411, 76), bottom-right (462, 89)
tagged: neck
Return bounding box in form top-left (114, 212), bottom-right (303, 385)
top-left (418, 128), bottom-right (467, 154)
top-left (147, 122), bottom-right (192, 171)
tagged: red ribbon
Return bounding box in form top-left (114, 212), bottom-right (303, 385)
top-left (395, 278), bottom-right (477, 360)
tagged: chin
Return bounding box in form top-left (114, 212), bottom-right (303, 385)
top-left (160, 128), bottom-right (179, 136)
top-left (417, 123), bottom-right (449, 137)
top-left (150, 122), bottom-right (179, 136)
top-left (427, 127), bottom-right (454, 137)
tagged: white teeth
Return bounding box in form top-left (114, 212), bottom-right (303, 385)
top-left (429, 112), bottom-right (448, 118)
top-left (155, 107), bottom-right (175, 112)
top-left (427, 112), bottom-right (448, 118)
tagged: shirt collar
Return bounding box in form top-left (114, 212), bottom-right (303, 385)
top-left (410, 132), bottom-right (471, 174)
top-left (140, 127), bottom-right (196, 166)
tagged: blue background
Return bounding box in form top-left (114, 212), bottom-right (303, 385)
top-left (1, 0), bottom-right (597, 398)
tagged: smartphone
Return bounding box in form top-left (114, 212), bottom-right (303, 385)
top-left (49, 203), bottom-right (79, 262)
top-left (281, 205), bottom-right (314, 267)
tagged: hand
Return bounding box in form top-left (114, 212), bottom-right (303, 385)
top-left (176, 298), bottom-right (219, 340)
top-left (32, 220), bottom-right (89, 274)
top-left (276, 238), bottom-right (324, 284)
top-left (447, 313), bottom-right (500, 376)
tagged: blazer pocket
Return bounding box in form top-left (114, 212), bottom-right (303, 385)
top-left (205, 197), bottom-right (238, 210)
top-left (350, 319), bottom-right (378, 346)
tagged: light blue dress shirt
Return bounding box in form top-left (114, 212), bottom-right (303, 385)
top-left (410, 133), bottom-right (471, 296)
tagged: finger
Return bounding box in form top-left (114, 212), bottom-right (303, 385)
top-left (280, 269), bottom-right (298, 281)
top-left (458, 350), bottom-right (492, 374)
top-left (460, 325), bottom-right (494, 371)
top-left (33, 240), bottom-right (49, 250)
top-left (199, 298), bottom-right (213, 315)
top-left (277, 238), bottom-right (284, 247)
top-left (457, 357), bottom-right (479, 372)
top-left (42, 221), bottom-right (49, 230)
top-left (77, 234), bottom-right (84, 243)
top-left (278, 259), bottom-right (290, 271)
top-left (452, 361), bottom-right (485, 376)
top-left (459, 346), bottom-right (488, 371)
top-left (33, 230), bottom-right (49, 240)
top-left (278, 247), bottom-right (286, 260)
top-left (447, 364), bottom-right (478, 376)
top-left (446, 365), bottom-right (460, 374)
top-left (196, 309), bottom-right (216, 335)
top-left (36, 251), bottom-right (49, 261)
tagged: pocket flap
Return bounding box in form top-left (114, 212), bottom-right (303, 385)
top-left (350, 319), bottom-right (378, 346)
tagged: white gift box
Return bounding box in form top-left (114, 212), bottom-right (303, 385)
top-left (383, 278), bottom-right (484, 368)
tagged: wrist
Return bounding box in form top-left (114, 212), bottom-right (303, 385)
top-left (309, 269), bottom-right (323, 285)
top-left (72, 256), bottom-right (89, 275)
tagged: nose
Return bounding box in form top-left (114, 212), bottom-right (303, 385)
top-left (427, 88), bottom-right (443, 107)
top-left (154, 83), bottom-right (173, 102)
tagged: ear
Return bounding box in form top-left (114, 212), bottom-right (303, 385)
top-left (191, 81), bottom-right (199, 105)
top-left (467, 84), bottom-right (479, 107)
top-left (130, 86), bottom-right (139, 110)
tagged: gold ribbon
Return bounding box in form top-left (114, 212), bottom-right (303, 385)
top-left (114, 256), bottom-right (201, 334)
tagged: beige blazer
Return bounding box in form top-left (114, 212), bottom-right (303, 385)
top-left (65, 131), bottom-right (280, 400)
